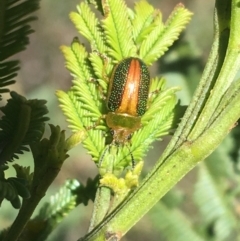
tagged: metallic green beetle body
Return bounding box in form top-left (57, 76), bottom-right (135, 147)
top-left (106, 57), bottom-right (150, 143)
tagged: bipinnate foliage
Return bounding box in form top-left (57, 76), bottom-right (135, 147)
top-left (3, 0), bottom-right (239, 241)
top-left (21, 177), bottom-right (98, 241)
top-left (58, 0), bottom-right (192, 174)
top-left (0, 0), bottom-right (40, 97)
top-left (0, 0), bottom-right (52, 209)
top-left (0, 92), bottom-right (49, 165)
top-left (143, 133), bottom-right (240, 241)
top-left (0, 0), bottom-right (84, 240)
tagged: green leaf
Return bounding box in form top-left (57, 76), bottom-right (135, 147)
top-left (32, 179), bottom-right (80, 241)
top-left (70, 2), bottom-right (106, 52)
top-left (0, 92), bottom-right (49, 164)
top-left (140, 4), bottom-right (193, 64)
top-left (60, 40), bottom-right (91, 80)
top-left (56, 90), bottom-right (84, 131)
top-left (17, 177), bottom-right (98, 241)
top-left (132, 0), bottom-right (159, 44)
top-left (194, 161), bottom-right (238, 241)
top-left (149, 202), bottom-right (204, 241)
top-left (59, 1), bottom-right (191, 171)
top-left (102, 0), bottom-right (136, 60)
top-left (0, 0), bottom-right (40, 95)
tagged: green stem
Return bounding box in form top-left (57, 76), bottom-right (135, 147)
top-left (3, 165), bottom-right (61, 241)
top-left (3, 192), bottom-right (45, 241)
top-left (88, 148), bottom-right (114, 231)
top-left (88, 186), bottom-right (111, 232)
top-left (161, 0), bottom-right (230, 158)
top-left (78, 0), bottom-right (240, 240)
top-left (3, 127), bottom-right (65, 241)
top-left (189, 0), bottom-right (240, 140)
top-left (80, 79), bottom-right (240, 241)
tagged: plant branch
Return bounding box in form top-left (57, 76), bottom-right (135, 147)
top-left (80, 78), bottom-right (240, 241)
top-left (161, 0), bottom-right (231, 157)
top-left (78, 0), bottom-right (240, 240)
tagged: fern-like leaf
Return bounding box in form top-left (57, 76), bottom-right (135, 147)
top-left (0, 92), bottom-right (49, 165)
top-left (59, 1), bottom-right (191, 172)
top-left (194, 163), bottom-right (238, 241)
top-left (102, 0), bottom-right (136, 60)
top-left (132, 0), bottom-right (159, 44)
top-left (0, 165), bottom-right (30, 209)
top-left (0, 0), bottom-right (40, 96)
top-left (18, 177), bottom-right (98, 241)
top-left (70, 2), bottom-right (106, 53)
top-left (30, 179), bottom-right (80, 241)
top-left (59, 40), bottom-right (107, 162)
top-left (149, 201), bottom-right (205, 241)
top-left (140, 4), bottom-right (193, 64)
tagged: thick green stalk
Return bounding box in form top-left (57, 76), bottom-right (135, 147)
top-left (189, 0), bottom-right (240, 140)
top-left (88, 150), bottom-right (115, 231)
top-left (88, 187), bottom-right (111, 232)
top-left (162, 0), bottom-right (231, 157)
top-left (3, 165), bottom-right (61, 241)
top-left (3, 126), bottom-right (66, 241)
top-left (105, 81), bottom-right (240, 238)
top-left (79, 0), bottom-right (240, 240)
top-left (80, 79), bottom-right (240, 241)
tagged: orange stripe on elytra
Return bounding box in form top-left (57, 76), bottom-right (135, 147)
top-left (117, 59), bottom-right (140, 116)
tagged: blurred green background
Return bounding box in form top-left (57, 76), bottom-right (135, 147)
top-left (3, 0), bottom-right (239, 241)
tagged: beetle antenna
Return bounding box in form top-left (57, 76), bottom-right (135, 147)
top-left (98, 145), bottom-right (111, 168)
top-left (126, 144), bottom-right (135, 169)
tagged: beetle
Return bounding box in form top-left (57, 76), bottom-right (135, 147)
top-left (106, 57), bottom-right (150, 144)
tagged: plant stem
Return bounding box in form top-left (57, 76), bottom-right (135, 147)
top-left (189, 0), bottom-right (240, 140)
top-left (88, 186), bottom-right (111, 232)
top-left (3, 192), bottom-right (45, 241)
top-left (78, 0), bottom-right (240, 240)
top-left (88, 149), bottom-right (114, 231)
top-left (162, 0), bottom-right (231, 157)
top-left (80, 79), bottom-right (240, 241)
